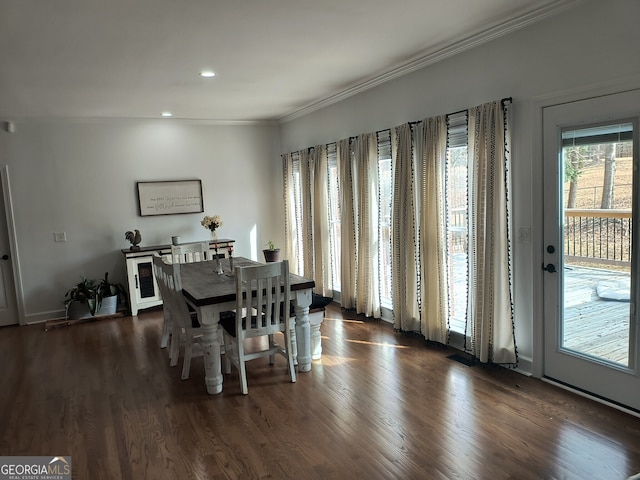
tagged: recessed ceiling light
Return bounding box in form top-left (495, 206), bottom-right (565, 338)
top-left (161, 112), bottom-right (172, 117)
top-left (200, 70), bottom-right (216, 78)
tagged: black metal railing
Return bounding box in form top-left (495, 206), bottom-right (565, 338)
top-left (564, 209), bottom-right (632, 266)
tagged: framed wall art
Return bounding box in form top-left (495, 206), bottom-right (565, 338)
top-left (137, 180), bottom-right (204, 216)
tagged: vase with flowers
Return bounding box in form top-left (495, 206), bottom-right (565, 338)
top-left (201, 214), bottom-right (223, 240)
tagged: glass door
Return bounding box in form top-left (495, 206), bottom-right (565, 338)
top-left (543, 90), bottom-right (640, 411)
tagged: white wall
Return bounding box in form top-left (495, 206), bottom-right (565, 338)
top-left (0, 119), bottom-right (282, 323)
top-left (278, 0), bottom-right (640, 373)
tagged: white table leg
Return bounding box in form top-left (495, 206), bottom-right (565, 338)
top-left (293, 289), bottom-right (312, 372)
top-left (310, 311), bottom-right (324, 360)
top-left (290, 321), bottom-right (298, 366)
top-left (198, 309), bottom-right (223, 394)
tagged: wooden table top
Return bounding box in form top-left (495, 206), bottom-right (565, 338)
top-left (180, 257), bottom-right (315, 307)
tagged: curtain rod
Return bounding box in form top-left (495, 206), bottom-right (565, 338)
top-left (291, 97), bottom-right (513, 152)
top-left (377, 96), bottom-right (513, 136)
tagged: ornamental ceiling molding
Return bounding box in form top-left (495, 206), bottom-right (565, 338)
top-left (278, 0), bottom-right (584, 124)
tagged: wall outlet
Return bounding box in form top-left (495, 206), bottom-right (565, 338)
top-left (519, 226), bottom-right (530, 242)
top-left (54, 232), bottom-right (67, 242)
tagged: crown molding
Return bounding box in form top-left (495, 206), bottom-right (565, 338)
top-left (278, 0), bottom-right (584, 124)
top-left (0, 115), bottom-right (279, 126)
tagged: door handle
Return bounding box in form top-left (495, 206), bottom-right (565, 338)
top-left (0, 254), bottom-right (8, 260)
top-left (542, 263), bottom-right (557, 273)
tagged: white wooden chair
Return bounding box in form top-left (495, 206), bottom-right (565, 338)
top-left (153, 253), bottom-right (203, 380)
top-left (163, 241), bottom-right (207, 354)
top-left (170, 241), bottom-right (210, 264)
top-left (152, 252), bottom-right (174, 350)
top-left (221, 260), bottom-right (296, 394)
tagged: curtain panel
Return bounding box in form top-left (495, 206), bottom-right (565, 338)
top-left (311, 145), bottom-right (333, 296)
top-left (391, 123), bottom-right (420, 332)
top-left (354, 134), bottom-right (381, 318)
top-left (299, 149), bottom-right (314, 279)
top-left (338, 138), bottom-right (357, 309)
top-left (419, 116), bottom-right (449, 343)
top-left (283, 152), bottom-right (300, 274)
top-left (282, 147), bottom-right (333, 295)
top-left (467, 100), bottom-right (516, 364)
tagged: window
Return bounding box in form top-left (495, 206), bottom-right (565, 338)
top-left (327, 143), bottom-right (341, 291)
top-left (446, 112), bottom-right (469, 334)
top-left (289, 152), bottom-right (303, 274)
top-left (377, 130), bottom-right (393, 308)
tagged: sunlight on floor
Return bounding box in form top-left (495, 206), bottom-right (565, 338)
top-left (345, 339), bottom-right (410, 349)
top-left (314, 354), bottom-right (358, 367)
top-left (322, 317), bottom-right (365, 324)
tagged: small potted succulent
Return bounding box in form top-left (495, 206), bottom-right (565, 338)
top-left (263, 240), bottom-right (281, 263)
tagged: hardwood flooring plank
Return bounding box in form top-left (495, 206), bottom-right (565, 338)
top-left (1, 306), bottom-right (640, 479)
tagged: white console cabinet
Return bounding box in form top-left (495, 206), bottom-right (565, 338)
top-left (121, 239), bottom-right (235, 316)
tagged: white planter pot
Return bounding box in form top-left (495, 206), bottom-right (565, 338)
top-left (97, 295), bottom-right (118, 316)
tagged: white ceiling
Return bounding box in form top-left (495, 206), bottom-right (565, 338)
top-left (0, 0), bottom-right (578, 122)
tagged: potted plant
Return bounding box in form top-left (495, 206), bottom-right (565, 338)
top-left (95, 272), bottom-right (127, 316)
top-left (263, 240), bottom-right (281, 263)
top-left (64, 276), bottom-right (98, 319)
top-left (64, 272), bottom-right (127, 320)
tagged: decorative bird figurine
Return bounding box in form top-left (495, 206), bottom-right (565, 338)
top-left (125, 229), bottom-right (142, 250)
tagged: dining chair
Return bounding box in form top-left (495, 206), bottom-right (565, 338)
top-left (152, 253), bottom-right (203, 380)
top-left (220, 260), bottom-right (296, 394)
top-left (152, 252), bottom-right (174, 350)
top-left (170, 241), bottom-right (210, 264)
top-left (168, 240), bottom-right (208, 341)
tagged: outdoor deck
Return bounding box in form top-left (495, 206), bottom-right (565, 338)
top-left (563, 265), bottom-right (631, 366)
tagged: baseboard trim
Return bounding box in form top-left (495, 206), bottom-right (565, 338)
top-left (542, 377), bottom-right (640, 418)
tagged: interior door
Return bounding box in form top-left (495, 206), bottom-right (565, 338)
top-left (543, 90), bottom-right (640, 411)
top-left (0, 168), bottom-right (18, 326)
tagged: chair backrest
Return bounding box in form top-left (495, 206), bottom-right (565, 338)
top-left (171, 242), bottom-right (210, 264)
top-left (152, 252), bottom-right (170, 300)
top-left (153, 252), bottom-right (190, 319)
top-left (235, 260), bottom-right (290, 337)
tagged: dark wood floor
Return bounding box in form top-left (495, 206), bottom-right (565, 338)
top-left (1, 304), bottom-right (640, 479)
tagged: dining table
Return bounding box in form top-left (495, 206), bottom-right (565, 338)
top-left (179, 256), bottom-right (316, 394)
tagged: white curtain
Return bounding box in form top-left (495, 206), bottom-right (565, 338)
top-left (311, 145), bottom-right (332, 296)
top-left (283, 146), bottom-right (333, 294)
top-left (467, 100), bottom-right (516, 364)
top-left (299, 149), bottom-right (314, 278)
top-left (282, 98), bottom-right (516, 364)
top-left (391, 123), bottom-right (420, 331)
top-left (338, 138), bottom-right (357, 309)
top-left (354, 133), bottom-right (381, 318)
top-left (282, 152), bottom-right (300, 273)
top-left (419, 116), bottom-right (449, 343)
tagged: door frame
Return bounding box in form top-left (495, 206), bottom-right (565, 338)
top-left (542, 108), bottom-right (639, 405)
top-left (1, 165), bottom-right (25, 325)
top-left (531, 78), bottom-right (640, 378)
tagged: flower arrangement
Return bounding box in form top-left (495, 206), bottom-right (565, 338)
top-left (201, 215), bottom-right (223, 232)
